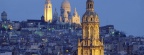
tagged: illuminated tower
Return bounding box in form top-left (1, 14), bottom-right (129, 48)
top-left (77, 0), bottom-right (104, 55)
top-left (44, 0), bottom-right (52, 22)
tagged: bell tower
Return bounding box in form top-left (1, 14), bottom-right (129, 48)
top-left (44, 0), bottom-right (52, 22)
top-left (77, 0), bottom-right (104, 55)
top-left (86, 0), bottom-right (94, 11)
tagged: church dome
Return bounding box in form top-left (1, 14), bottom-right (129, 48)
top-left (1, 11), bottom-right (7, 16)
top-left (82, 11), bottom-right (99, 23)
top-left (61, 0), bottom-right (71, 12)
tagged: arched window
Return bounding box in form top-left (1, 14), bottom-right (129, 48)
top-left (85, 41), bottom-right (87, 46)
top-left (86, 18), bottom-right (88, 22)
top-left (90, 4), bottom-right (93, 8)
top-left (91, 18), bottom-right (93, 21)
top-left (85, 26), bottom-right (88, 37)
top-left (90, 27), bottom-right (93, 38)
top-left (90, 4), bottom-right (92, 8)
top-left (88, 4), bottom-right (91, 8)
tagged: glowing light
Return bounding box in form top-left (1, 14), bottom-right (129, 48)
top-left (66, 50), bottom-right (69, 52)
top-left (112, 31), bottom-right (115, 34)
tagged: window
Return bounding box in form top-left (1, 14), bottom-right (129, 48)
top-left (86, 18), bottom-right (88, 22)
top-left (90, 4), bottom-right (92, 8)
top-left (91, 18), bottom-right (93, 21)
top-left (85, 41), bottom-right (88, 46)
top-left (90, 4), bottom-right (93, 8)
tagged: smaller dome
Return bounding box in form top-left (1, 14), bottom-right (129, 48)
top-left (1, 11), bottom-right (7, 16)
top-left (61, 0), bottom-right (71, 12)
top-left (82, 11), bottom-right (99, 23)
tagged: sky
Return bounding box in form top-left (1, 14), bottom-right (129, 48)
top-left (0, 0), bottom-right (144, 36)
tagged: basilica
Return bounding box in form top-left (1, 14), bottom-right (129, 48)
top-left (43, 0), bottom-right (81, 29)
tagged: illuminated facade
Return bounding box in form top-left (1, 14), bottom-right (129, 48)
top-left (60, 0), bottom-right (71, 23)
top-left (71, 8), bottom-right (81, 25)
top-left (77, 0), bottom-right (104, 55)
top-left (44, 0), bottom-right (52, 22)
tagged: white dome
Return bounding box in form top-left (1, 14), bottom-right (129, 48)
top-left (61, 0), bottom-right (71, 12)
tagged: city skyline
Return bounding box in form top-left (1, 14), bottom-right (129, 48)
top-left (0, 0), bottom-right (144, 36)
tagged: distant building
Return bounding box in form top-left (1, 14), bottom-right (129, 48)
top-left (11, 21), bottom-right (20, 30)
top-left (1, 11), bottom-right (7, 21)
top-left (60, 0), bottom-right (71, 23)
top-left (71, 8), bottom-right (81, 25)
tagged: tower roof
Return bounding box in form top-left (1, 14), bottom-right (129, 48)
top-left (73, 8), bottom-right (78, 16)
top-left (82, 0), bottom-right (98, 23)
top-left (1, 11), bottom-right (7, 16)
top-left (83, 11), bottom-right (97, 17)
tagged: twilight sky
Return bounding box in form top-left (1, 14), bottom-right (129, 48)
top-left (0, 0), bottom-right (144, 36)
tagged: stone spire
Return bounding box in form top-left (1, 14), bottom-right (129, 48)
top-left (53, 8), bottom-right (58, 22)
top-left (73, 8), bottom-right (78, 16)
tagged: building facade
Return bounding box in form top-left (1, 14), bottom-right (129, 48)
top-left (71, 8), bottom-right (81, 25)
top-left (77, 0), bottom-right (104, 55)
